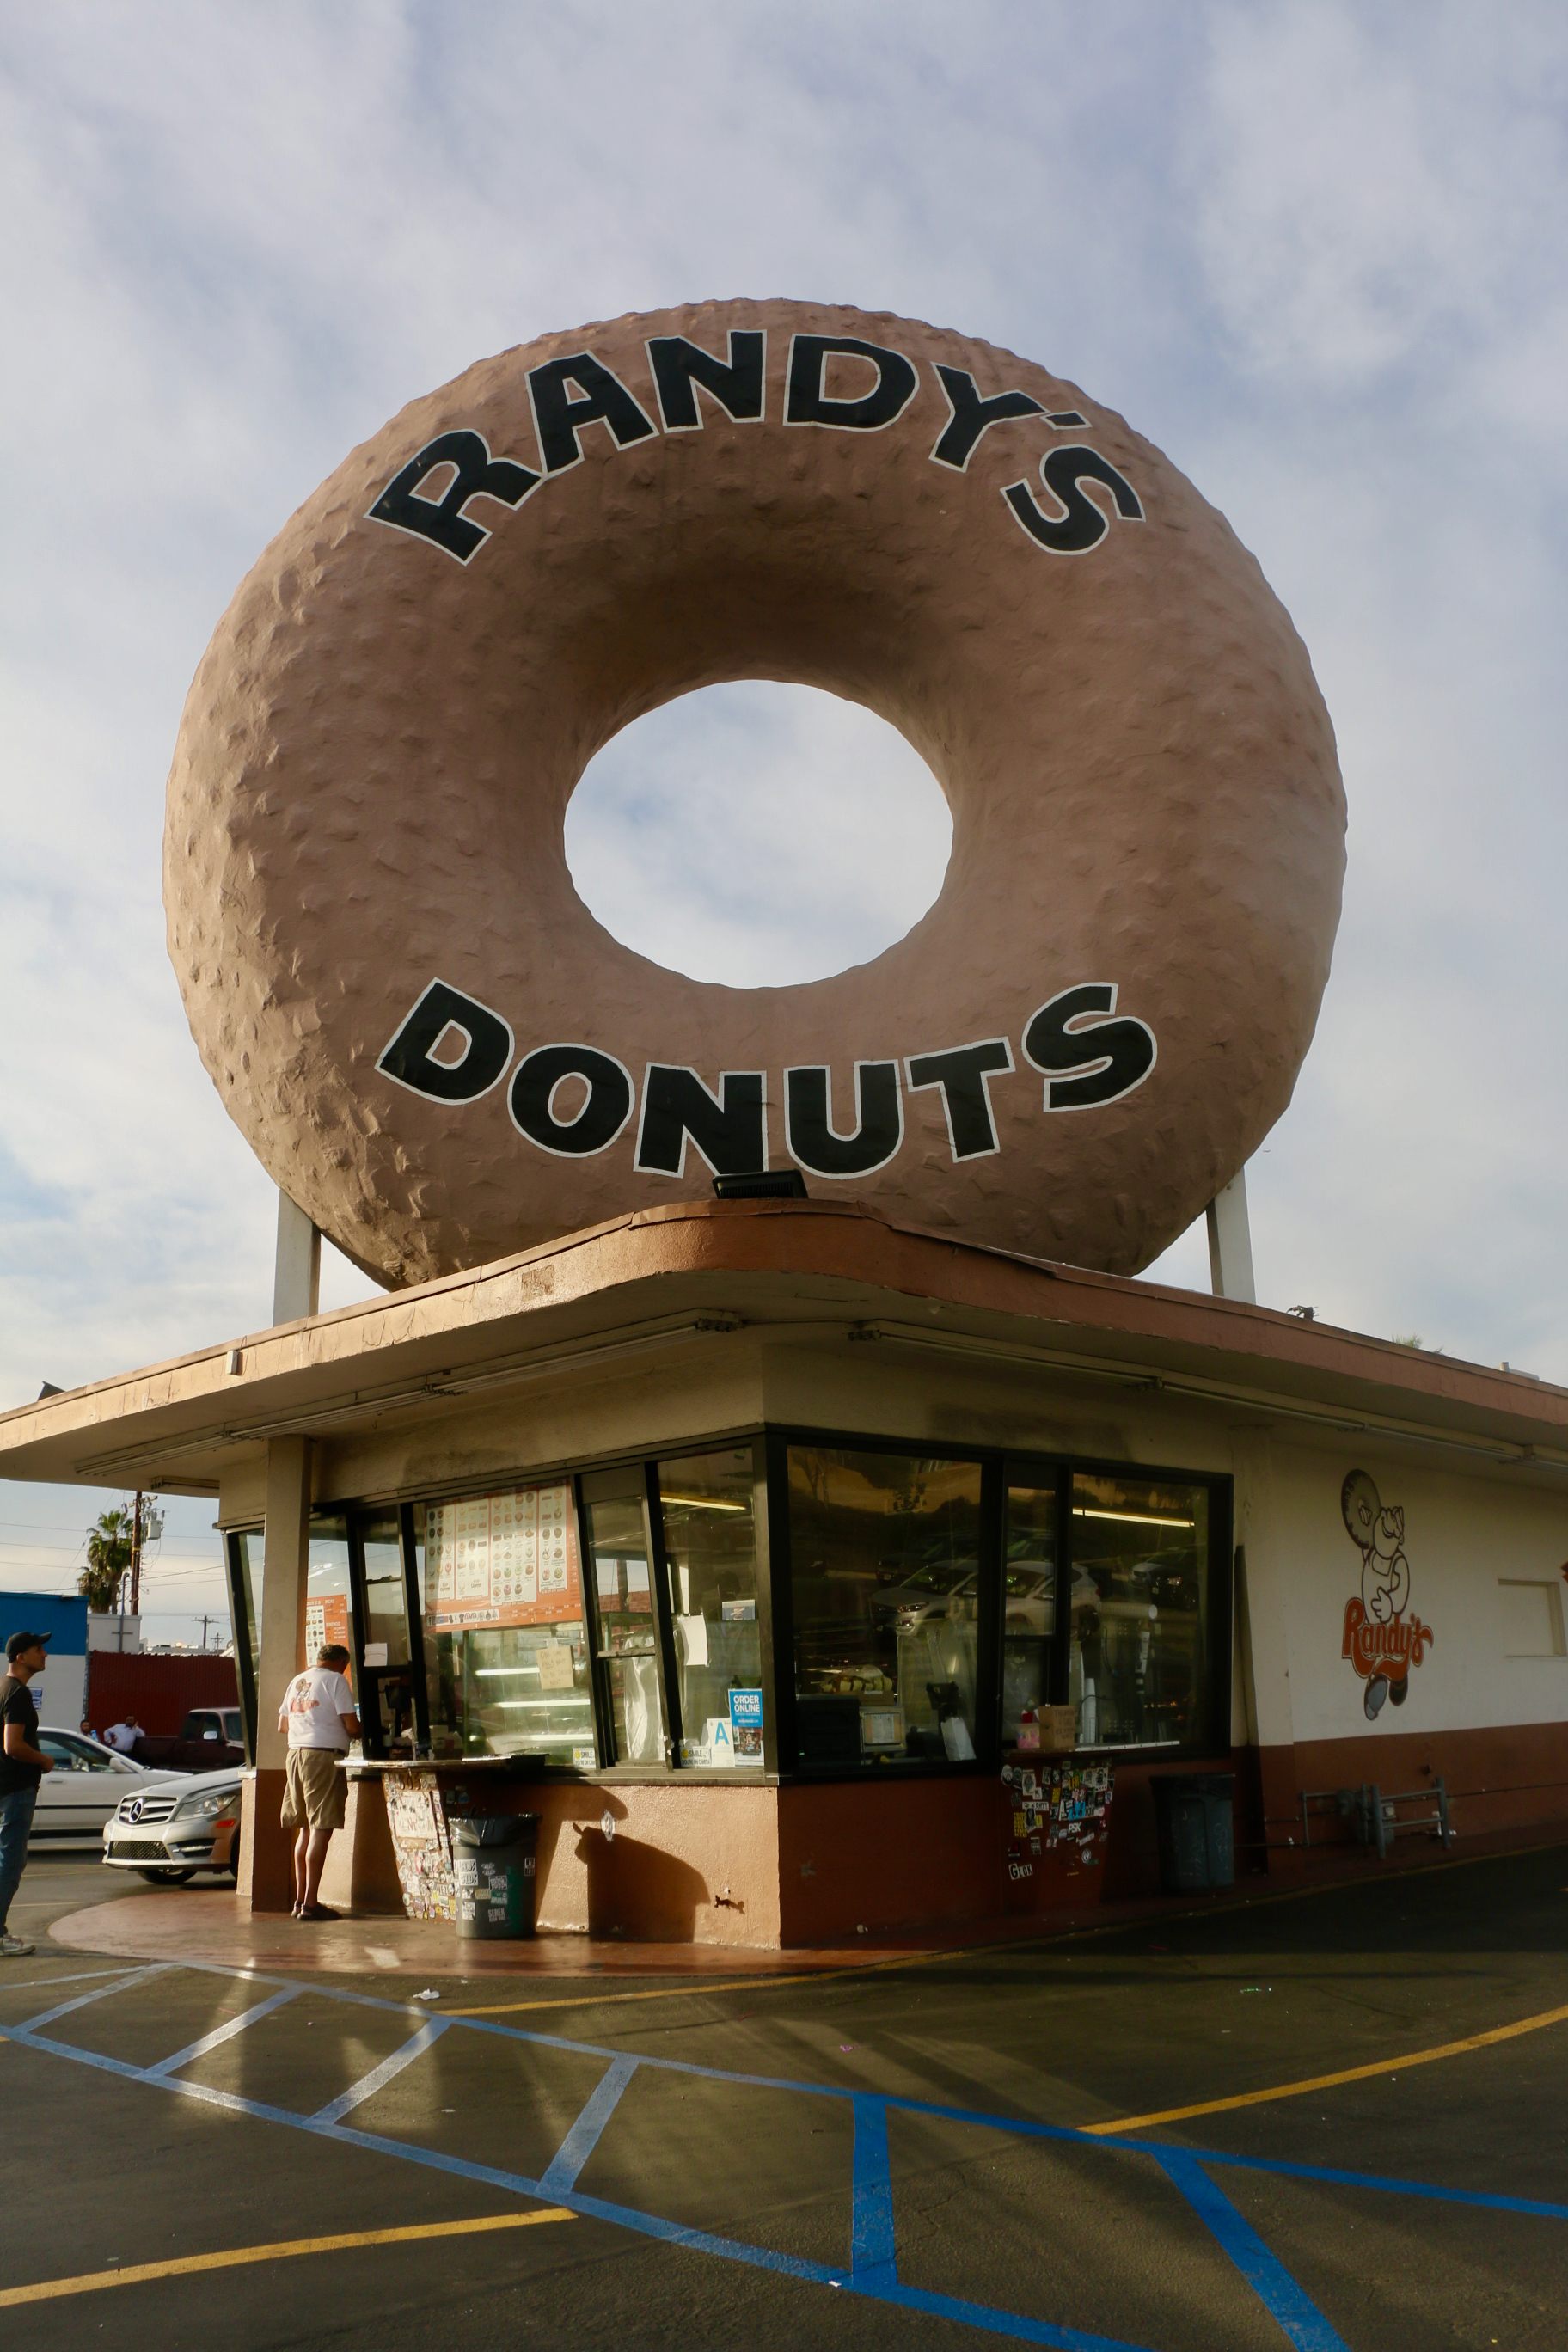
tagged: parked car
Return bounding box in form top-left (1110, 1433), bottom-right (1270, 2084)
top-left (101, 1763), bottom-right (243, 1884)
top-left (130, 1707), bottom-right (245, 1773)
top-left (28, 1727), bottom-right (162, 1844)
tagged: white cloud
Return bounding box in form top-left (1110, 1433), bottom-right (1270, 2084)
top-left (565, 684), bottom-right (952, 989)
top-left (1, 0), bottom-right (1565, 1615)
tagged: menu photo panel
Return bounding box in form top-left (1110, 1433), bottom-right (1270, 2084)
top-left (426, 1482), bottom-right (582, 1630)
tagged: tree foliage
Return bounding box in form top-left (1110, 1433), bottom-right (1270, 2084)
top-left (80, 1506), bottom-right (134, 1612)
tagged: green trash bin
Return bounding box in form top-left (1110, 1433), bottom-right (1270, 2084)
top-left (453, 1815), bottom-right (539, 1939)
top-left (1153, 1773), bottom-right (1234, 1894)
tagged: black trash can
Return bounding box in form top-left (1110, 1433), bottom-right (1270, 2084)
top-left (453, 1814), bottom-right (539, 1939)
top-left (1153, 1773), bottom-right (1234, 1895)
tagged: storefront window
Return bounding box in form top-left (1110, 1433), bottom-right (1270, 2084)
top-left (414, 1485), bottom-right (594, 1765)
top-left (357, 1510), bottom-right (416, 1758)
top-left (307, 1514), bottom-right (352, 1669)
top-left (1069, 1473), bottom-right (1209, 1749)
top-left (226, 1527), bottom-right (265, 1758)
top-left (584, 1479), bottom-right (665, 1765)
top-left (787, 1446), bottom-right (983, 1767)
top-left (231, 1528), bottom-right (265, 1692)
top-left (658, 1448), bottom-right (763, 1768)
top-left (1002, 1481), bottom-right (1057, 1747)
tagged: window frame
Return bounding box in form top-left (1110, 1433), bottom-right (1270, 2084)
top-left (1002, 1449), bottom-right (1234, 1759)
top-left (223, 1525), bottom-right (263, 1766)
top-left (292, 1426), bottom-right (1230, 1784)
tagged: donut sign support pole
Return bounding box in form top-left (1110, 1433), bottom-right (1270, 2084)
top-left (272, 1191), bottom-right (322, 1326)
top-left (1204, 1167), bottom-right (1258, 1305)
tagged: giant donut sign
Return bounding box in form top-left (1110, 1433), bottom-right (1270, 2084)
top-left (165, 301), bottom-right (1344, 1288)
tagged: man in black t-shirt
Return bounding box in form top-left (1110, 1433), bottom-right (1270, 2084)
top-left (1, 1631), bottom-right (56, 1958)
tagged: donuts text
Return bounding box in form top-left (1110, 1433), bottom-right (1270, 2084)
top-left (367, 330), bottom-right (1143, 567)
top-left (377, 977), bottom-right (1158, 1180)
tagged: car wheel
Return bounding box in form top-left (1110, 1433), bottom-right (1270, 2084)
top-left (136, 1867), bottom-right (198, 1885)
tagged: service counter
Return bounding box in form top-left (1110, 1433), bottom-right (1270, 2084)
top-left (337, 1758), bottom-right (541, 1920)
top-left (311, 1758), bottom-right (787, 1941)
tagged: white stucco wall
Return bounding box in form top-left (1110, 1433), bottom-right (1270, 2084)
top-left (1245, 1435), bottom-right (1568, 1744)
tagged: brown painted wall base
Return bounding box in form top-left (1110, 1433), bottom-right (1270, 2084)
top-left (246, 1720), bottom-right (1568, 1945)
top-left (1259, 1719), bottom-right (1568, 1859)
top-left (236, 1769), bottom-right (294, 1914)
top-left (318, 1777), bottom-right (403, 1914)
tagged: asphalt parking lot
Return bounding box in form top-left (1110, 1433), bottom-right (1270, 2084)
top-left (3, 1844), bottom-right (1565, 2350)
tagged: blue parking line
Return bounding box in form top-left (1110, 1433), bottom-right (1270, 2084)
top-left (11, 1951), bottom-right (1567, 2352)
top-left (1153, 2149), bottom-right (1350, 2352)
top-left (1178, 2147), bottom-right (1568, 2224)
top-left (105, 1957), bottom-right (1568, 2224)
top-left (139, 1957), bottom-right (1568, 2226)
top-left (0, 2019), bottom-right (1161, 2349)
top-left (850, 2095), bottom-right (897, 2287)
top-left (538, 2054), bottom-right (640, 2196)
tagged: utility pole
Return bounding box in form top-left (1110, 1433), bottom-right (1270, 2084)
top-left (130, 1488), bottom-right (144, 1619)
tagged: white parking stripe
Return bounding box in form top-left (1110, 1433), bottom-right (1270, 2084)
top-left (144, 1985), bottom-right (301, 2077)
top-left (312, 2018), bottom-right (450, 2123)
top-left (20, 1963), bottom-right (174, 2031)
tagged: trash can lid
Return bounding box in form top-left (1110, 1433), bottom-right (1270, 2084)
top-left (451, 1813), bottom-right (538, 1846)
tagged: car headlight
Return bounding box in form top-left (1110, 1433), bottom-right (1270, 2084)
top-left (172, 1786), bottom-right (238, 1821)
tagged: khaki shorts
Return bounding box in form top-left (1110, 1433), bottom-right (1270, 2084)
top-left (281, 1747), bottom-right (346, 1831)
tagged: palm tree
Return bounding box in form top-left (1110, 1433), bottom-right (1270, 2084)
top-left (80, 1507), bottom-right (134, 1613)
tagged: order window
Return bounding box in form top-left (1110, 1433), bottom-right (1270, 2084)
top-left (1068, 1472), bottom-right (1210, 1749)
top-left (787, 1444), bottom-right (983, 1768)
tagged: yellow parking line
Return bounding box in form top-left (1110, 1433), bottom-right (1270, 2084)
top-left (0, 2209), bottom-right (576, 2308)
top-left (1085, 2000), bottom-right (1568, 2135)
top-left (447, 1943), bottom-right (975, 2017)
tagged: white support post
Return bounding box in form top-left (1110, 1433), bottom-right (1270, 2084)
top-left (242, 1433), bottom-right (314, 1912)
top-left (273, 1189), bottom-right (322, 1325)
top-left (1205, 1166), bottom-right (1257, 1304)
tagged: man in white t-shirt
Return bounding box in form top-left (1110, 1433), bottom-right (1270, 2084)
top-left (276, 1643), bottom-right (360, 1920)
top-left (102, 1716), bottom-right (141, 1755)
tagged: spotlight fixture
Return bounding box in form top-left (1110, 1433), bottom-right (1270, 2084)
top-left (712, 1169), bottom-right (809, 1201)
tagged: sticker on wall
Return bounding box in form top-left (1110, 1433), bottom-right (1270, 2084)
top-left (1340, 1470), bottom-right (1435, 1721)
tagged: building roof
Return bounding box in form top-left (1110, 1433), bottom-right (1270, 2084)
top-left (1, 1198), bottom-right (1565, 1494)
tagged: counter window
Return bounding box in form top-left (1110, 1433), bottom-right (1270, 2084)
top-left (226, 1527), bottom-right (265, 1757)
top-left (307, 1514), bottom-right (352, 1669)
top-left (584, 1480), bottom-right (665, 1766)
top-left (1002, 1481), bottom-right (1057, 1749)
top-left (1069, 1473), bottom-right (1210, 1749)
top-left (414, 1484), bottom-right (594, 1765)
top-left (356, 1510), bottom-right (416, 1759)
top-left (787, 1445), bottom-right (983, 1768)
top-left (658, 1448), bottom-right (763, 1768)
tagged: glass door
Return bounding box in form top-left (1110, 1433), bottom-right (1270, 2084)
top-left (1001, 1476), bottom-right (1062, 1749)
top-left (351, 1510), bottom-right (417, 1758)
top-left (581, 1468), bottom-right (671, 1765)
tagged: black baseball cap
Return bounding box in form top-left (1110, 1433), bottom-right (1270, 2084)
top-left (6, 1630), bottom-right (52, 1663)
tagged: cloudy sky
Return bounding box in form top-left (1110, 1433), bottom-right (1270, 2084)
top-left (3, 2), bottom-right (1565, 1644)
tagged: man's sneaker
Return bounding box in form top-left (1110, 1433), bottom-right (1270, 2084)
top-left (0, 1932), bottom-right (34, 1957)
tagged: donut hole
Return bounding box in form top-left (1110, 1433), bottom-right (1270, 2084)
top-left (563, 682), bottom-right (952, 988)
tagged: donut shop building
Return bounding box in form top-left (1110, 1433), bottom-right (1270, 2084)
top-left (2, 298), bottom-right (1564, 1939)
top-left (3, 1195), bottom-right (1565, 1943)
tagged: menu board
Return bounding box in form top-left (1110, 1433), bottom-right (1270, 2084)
top-left (304, 1591), bottom-right (351, 1658)
top-left (426, 1483), bottom-right (581, 1630)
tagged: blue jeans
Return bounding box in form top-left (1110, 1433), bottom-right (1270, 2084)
top-left (0, 1785), bottom-right (38, 1934)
